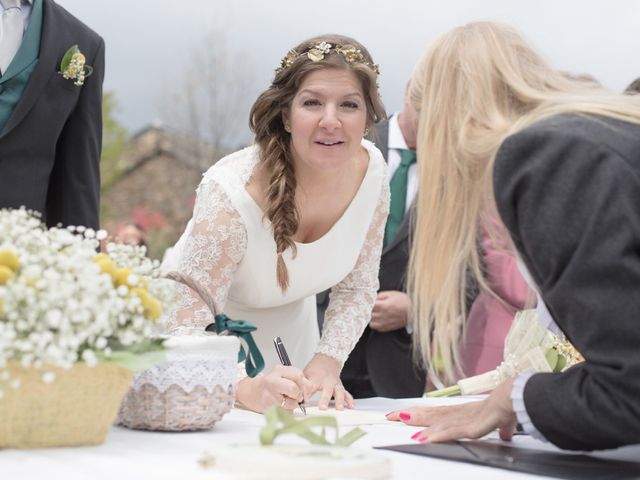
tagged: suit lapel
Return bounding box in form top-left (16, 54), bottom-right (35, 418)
top-left (371, 120), bottom-right (389, 160)
top-left (382, 204), bottom-right (412, 255)
top-left (0, 0), bottom-right (64, 139)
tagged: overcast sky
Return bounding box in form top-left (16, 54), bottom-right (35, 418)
top-left (57, 0), bottom-right (640, 141)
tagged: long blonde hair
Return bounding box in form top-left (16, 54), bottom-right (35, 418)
top-left (408, 21), bottom-right (640, 383)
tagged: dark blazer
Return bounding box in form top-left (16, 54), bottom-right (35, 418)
top-left (494, 114), bottom-right (640, 451)
top-left (337, 119), bottom-right (426, 398)
top-left (0, 0), bottom-right (104, 229)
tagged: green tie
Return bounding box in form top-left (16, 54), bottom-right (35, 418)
top-left (385, 149), bottom-right (416, 245)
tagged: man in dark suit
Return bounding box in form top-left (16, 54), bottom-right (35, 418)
top-left (0, 0), bottom-right (104, 229)
top-left (318, 85), bottom-right (427, 398)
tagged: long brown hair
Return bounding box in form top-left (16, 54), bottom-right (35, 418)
top-left (249, 34), bottom-right (385, 291)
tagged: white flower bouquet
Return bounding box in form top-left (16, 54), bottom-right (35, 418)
top-left (427, 309), bottom-right (584, 397)
top-left (0, 208), bottom-right (174, 448)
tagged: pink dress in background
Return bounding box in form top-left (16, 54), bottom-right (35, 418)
top-left (460, 217), bottom-right (530, 377)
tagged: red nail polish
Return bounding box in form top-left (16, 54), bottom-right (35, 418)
top-left (399, 412), bottom-right (411, 421)
top-left (410, 432), bottom-right (420, 440)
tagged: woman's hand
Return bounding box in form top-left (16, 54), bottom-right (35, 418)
top-left (386, 378), bottom-right (517, 443)
top-left (236, 365), bottom-right (313, 414)
top-left (304, 353), bottom-right (354, 410)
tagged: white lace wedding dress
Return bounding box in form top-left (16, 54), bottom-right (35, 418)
top-left (163, 140), bottom-right (389, 372)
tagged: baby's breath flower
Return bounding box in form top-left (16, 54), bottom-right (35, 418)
top-left (0, 208), bottom-right (174, 392)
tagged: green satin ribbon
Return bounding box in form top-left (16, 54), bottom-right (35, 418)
top-left (259, 406), bottom-right (366, 447)
top-left (207, 314), bottom-right (265, 378)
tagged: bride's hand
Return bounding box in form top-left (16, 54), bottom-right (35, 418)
top-left (304, 353), bottom-right (354, 410)
top-left (236, 365), bottom-right (312, 414)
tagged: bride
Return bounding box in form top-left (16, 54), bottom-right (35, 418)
top-left (163, 34), bottom-right (388, 414)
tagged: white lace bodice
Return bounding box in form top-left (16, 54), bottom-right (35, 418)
top-left (163, 141), bottom-right (389, 369)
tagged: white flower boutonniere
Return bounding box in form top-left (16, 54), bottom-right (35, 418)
top-left (59, 45), bottom-right (93, 86)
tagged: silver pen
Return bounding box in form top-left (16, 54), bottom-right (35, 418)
top-left (273, 336), bottom-right (307, 415)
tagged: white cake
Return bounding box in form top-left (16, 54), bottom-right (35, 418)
top-left (201, 444), bottom-right (391, 479)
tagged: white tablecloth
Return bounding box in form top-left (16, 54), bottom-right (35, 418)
top-left (2, 396), bottom-right (639, 480)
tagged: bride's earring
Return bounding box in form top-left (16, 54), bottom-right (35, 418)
top-left (284, 123), bottom-right (292, 133)
top-left (364, 127), bottom-right (370, 137)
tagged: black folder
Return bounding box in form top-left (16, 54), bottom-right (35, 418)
top-left (376, 440), bottom-right (640, 480)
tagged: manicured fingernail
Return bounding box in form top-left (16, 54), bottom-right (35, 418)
top-left (399, 412), bottom-right (411, 421)
top-left (410, 432), bottom-right (421, 440)
top-left (419, 435), bottom-right (429, 443)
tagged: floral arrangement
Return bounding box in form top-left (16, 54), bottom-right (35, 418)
top-left (59, 45), bottom-right (93, 86)
top-left (0, 208), bottom-right (174, 399)
top-left (428, 309), bottom-right (585, 397)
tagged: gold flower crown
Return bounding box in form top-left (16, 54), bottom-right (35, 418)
top-left (275, 41), bottom-right (380, 76)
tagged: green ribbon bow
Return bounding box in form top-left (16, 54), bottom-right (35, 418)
top-left (259, 406), bottom-right (366, 447)
top-left (206, 314), bottom-right (265, 378)
top-left (163, 271), bottom-right (266, 379)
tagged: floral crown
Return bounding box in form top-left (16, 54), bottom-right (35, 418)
top-left (275, 41), bottom-right (380, 76)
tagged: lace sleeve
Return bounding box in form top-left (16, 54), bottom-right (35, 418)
top-left (317, 179), bottom-right (390, 364)
top-left (165, 180), bottom-right (247, 333)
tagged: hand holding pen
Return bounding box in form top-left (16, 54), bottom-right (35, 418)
top-left (273, 336), bottom-right (307, 415)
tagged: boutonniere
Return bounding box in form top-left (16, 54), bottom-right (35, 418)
top-left (59, 45), bottom-right (93, 86)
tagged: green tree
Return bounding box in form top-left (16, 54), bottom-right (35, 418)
top-left (101, 91), bottom-right (128, 193)
top-left (100, 91), bottom-right (128, 221)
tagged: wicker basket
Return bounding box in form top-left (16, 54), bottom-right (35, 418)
top-left (117, 335), bottom-right (240, 431)
top-left (0, 362), bottom-right (133, 448)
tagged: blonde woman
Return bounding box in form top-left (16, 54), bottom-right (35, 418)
top-left (164, 34), bottom-right (388, 413)
top-left (387, 22), bottom-right (640, 450)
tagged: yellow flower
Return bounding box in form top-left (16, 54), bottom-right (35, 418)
top-left (0, 249), bottom-right (20, 272)
top-left (131, 287), bottom-right (162, 321)
top-left (115, 267), bottom-right (133, 288)
top-left (0, 265), bottom-right (14, 285)
top-left (93, 253), bottom-right (118, 283)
